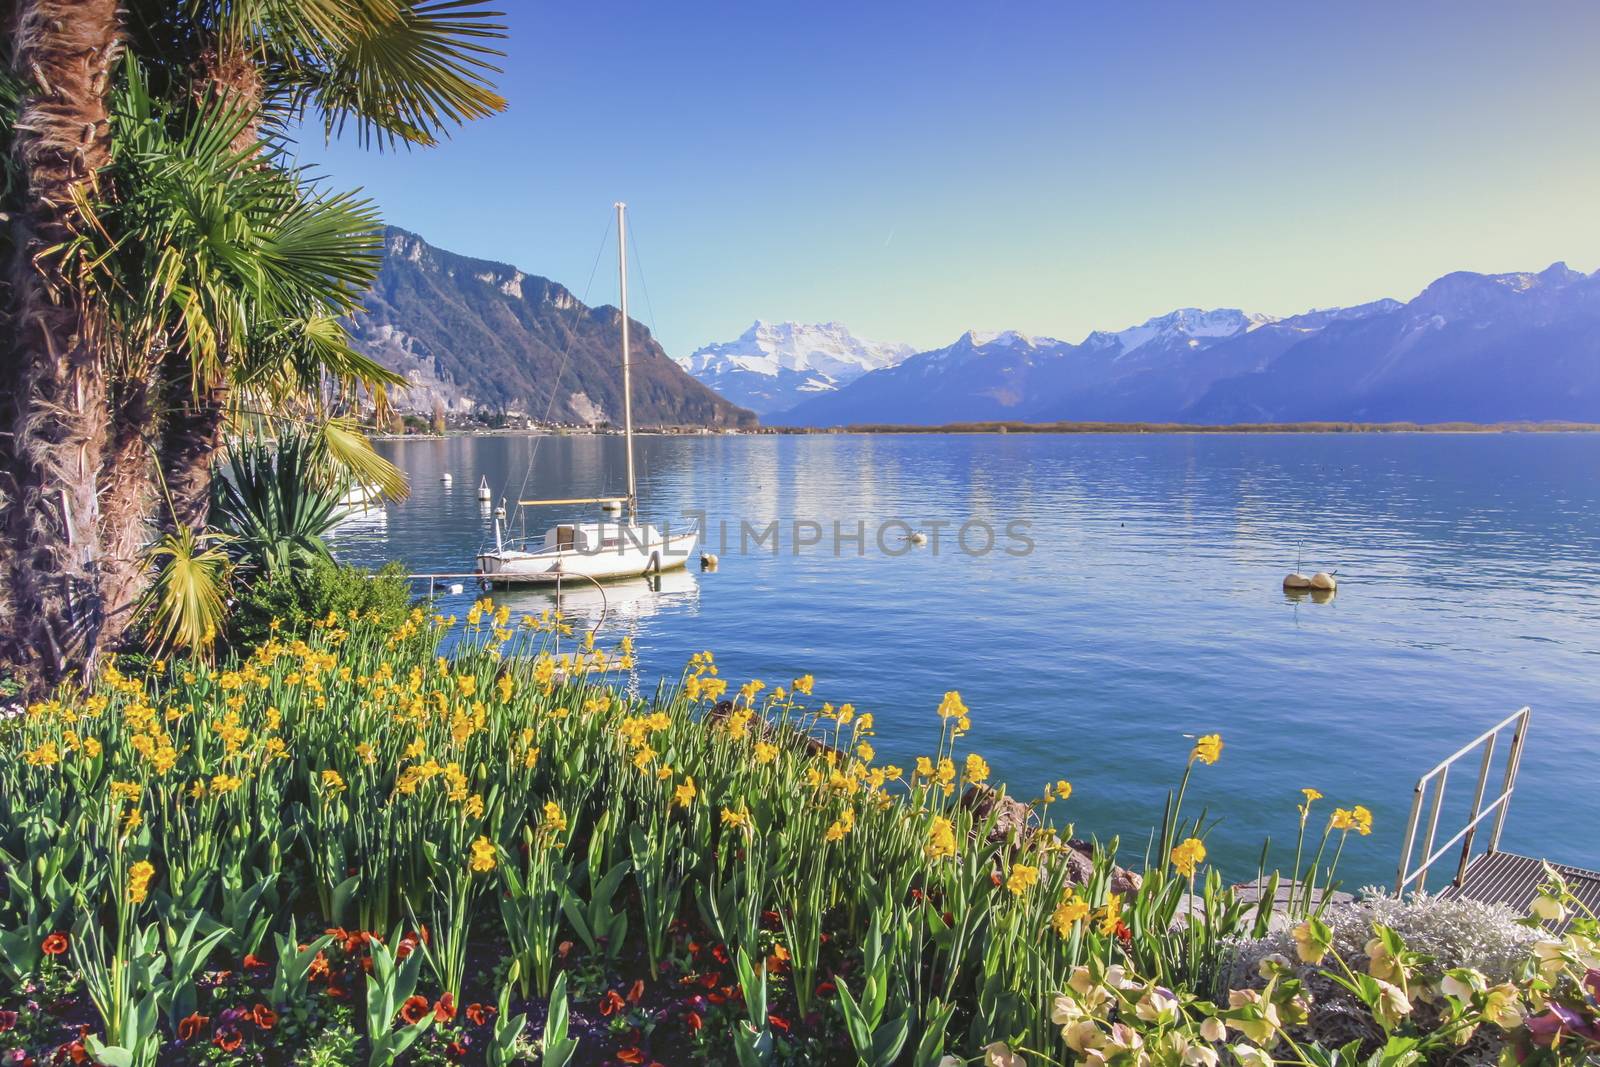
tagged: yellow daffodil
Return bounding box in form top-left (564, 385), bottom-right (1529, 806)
top-left (926, 816), bottom-right (957, 861)
top-left (1170, 837), bottom-right (1207, 878)
top-left (1051, 892), bottom-right (1089, 938)
top-left (1005, 863), bottom-right (1039, 896)
top-left (128, 860), bottom-right (155, 904)
top-left (1190, 733), bottom-right (1222, 765)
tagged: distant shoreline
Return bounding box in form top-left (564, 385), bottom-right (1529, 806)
top-left (761, 419), bottom-right (1600, 435)
top-left (372, 419), bottom-right (1600, 439)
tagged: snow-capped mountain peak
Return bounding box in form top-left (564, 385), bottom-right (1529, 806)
top-left (678, 320), bottom-right (916, 415)
top-left (1084, 307), bottom-right (1277, 358)
top-left (963, 329), bottom-right (1042, 348)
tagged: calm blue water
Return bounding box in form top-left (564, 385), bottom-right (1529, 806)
top-left (330, 433), bottom-right (1600, 889)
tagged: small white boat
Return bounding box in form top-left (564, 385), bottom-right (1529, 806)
top-left (338, 480), bottom-right (384, 510)
top-left (477, 519), bottom-right (697, 585)
top-left (476, 202), bottom-right (699, 586)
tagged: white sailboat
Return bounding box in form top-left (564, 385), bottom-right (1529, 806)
top-left (475, 203), bottom-right (698, 585)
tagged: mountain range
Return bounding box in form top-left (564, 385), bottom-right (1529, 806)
top-left (677, 321), bottom-right (916, 415)
top-left (349, 228), bottom-right (754, 428)
top-left (750, 264), bottom-right (1600, 426)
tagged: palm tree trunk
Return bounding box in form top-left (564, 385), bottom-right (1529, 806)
top-left (0, 0), bottom-right (122, 687)
top-left (157, 358), bottom-right (229, 531)
top-left (152, 45), bottom-right (258, 533)
top-left (97, 370), bottom-right (155, 644)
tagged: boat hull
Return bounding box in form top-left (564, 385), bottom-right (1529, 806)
top-left (477, 532), bottom-right (698, 586)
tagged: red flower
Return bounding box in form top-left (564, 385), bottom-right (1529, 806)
top-left (307, 952), bottom-right (330, 981)
top-left (213, 1025), bottom-right (244, 1052)
top-left (626, 979), bottom-right (646, 1005)
top-left (698, 972), bottom-right (720, 989)
top-left (41, 933), bottom-right (69, 956)
top-left (0, 1010), bottom-right (16, 1032)
top-left (711, 944), bottom-right (729, 964)
top-left (397, 934), bottom-right (419, 960)
top-left (65, 1041), bottom-right (88, 1063)
top-left (399, 995), bottom-right (432, 1026)
top-left (465, 1002), bottom-right (494, 1026)
top-left (177, 1013), bottom-right (209, 1041)
top-left (815, 980), bottom-right (837, 997)
top-left (617, 1049), bottom-right (644, 1064)
top-left (706, 990), bottom-right (726, 1005)
top-left (767, 1014), bottom-right (791, 1033)
top-left (251, 1004), bottom-right (277, 1030)
top-left (598, 989), bottom-right (627, 1016)
top-left (448, 1041), bottom-right (468, 1058)
top-left (434, 992), bottom-right (457, 1022)
top-left (326, 982), bottom-right (348, 999)
top-left (685, 1010), bottom-right (703, 1032)
top-left (557, 940), bottom-right (573, 959)
top-left (242, 953), bottom-right (270, 972)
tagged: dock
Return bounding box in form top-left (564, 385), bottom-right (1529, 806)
top-left (1396, 707), bottom-right (1598, 921)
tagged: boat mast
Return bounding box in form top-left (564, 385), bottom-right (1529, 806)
top-left (616, 201), bottom-right (637, 525)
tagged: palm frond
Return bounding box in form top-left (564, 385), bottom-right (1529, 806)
top-left (297, 1), bottom-right (508, 149)
top-left (315, 419), bottom-right (410, 501)
top-left (139, 526), bottom-right (232, 659)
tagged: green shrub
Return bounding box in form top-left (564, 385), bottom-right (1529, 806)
top-left (226, 556), bottom-right (415, 649)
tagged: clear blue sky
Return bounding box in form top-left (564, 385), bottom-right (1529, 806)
top-left (298, 2), bottom-right (1600, 356)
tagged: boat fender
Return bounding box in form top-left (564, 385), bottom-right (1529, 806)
top-left (1309, 571), bottom-right (1337, 591)
top-left (447, 583), bottom-right (464, 595)
top-left (909, 531), bottom-right (928, 546)
top-left (700, 552), bottom-right (718, 571)
top-left (441, 473), bottom-right (453, 485)
top-left (1283, 572), bottom-right (1314, 590)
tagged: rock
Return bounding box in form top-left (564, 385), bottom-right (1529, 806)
top-left (1067, 838), bottom-right (1143, 894)
top-left (1110, 866), bottom-right (1143, 895)
top-left (704, 700), bottom-right (841, 761)
top-left (959, 784), bottom-right (1038, 847)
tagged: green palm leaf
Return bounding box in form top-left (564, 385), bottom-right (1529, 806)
top-left (139, 527), bottom-right (233, 658)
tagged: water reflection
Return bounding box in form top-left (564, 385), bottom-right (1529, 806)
top-left (490, 568), bottom-right (700, 627)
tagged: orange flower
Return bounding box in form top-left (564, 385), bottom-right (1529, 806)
top-left (626, 979), bottom-right (646, 1004)
top-left (41, 932), bottom-right (69, 956)
top-left (617, 1049), bottom-right (644, 1064)
top-left (465, 1002), bottom-right (494, 1026)
top-left (213, 1025), bottom-right (243, 1052)
top-left (399, 994), bottom-right (431, 1026)
top-left (251, 1004), bottom-right (277, 1030)
top-left (307, 952), bottom-right (330, 980)
top-left (598, 989), bottom-right (626, 1016)
top-left (178, 1013), bottom-right (209, 1041)
top-left (242, 953), bottom-right (269, 972)
top-left (433, 992), bottom-right (456, 1022)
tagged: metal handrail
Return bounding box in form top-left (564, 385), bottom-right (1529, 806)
top-left (1395, 707), bottom-right (1531, 895)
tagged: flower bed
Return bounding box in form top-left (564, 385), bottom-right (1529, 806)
top-left (1, 604), bottom-right (1596, 1066)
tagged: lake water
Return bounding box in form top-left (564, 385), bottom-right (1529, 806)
top-left (330, 432), bottom-right (1600, 889)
